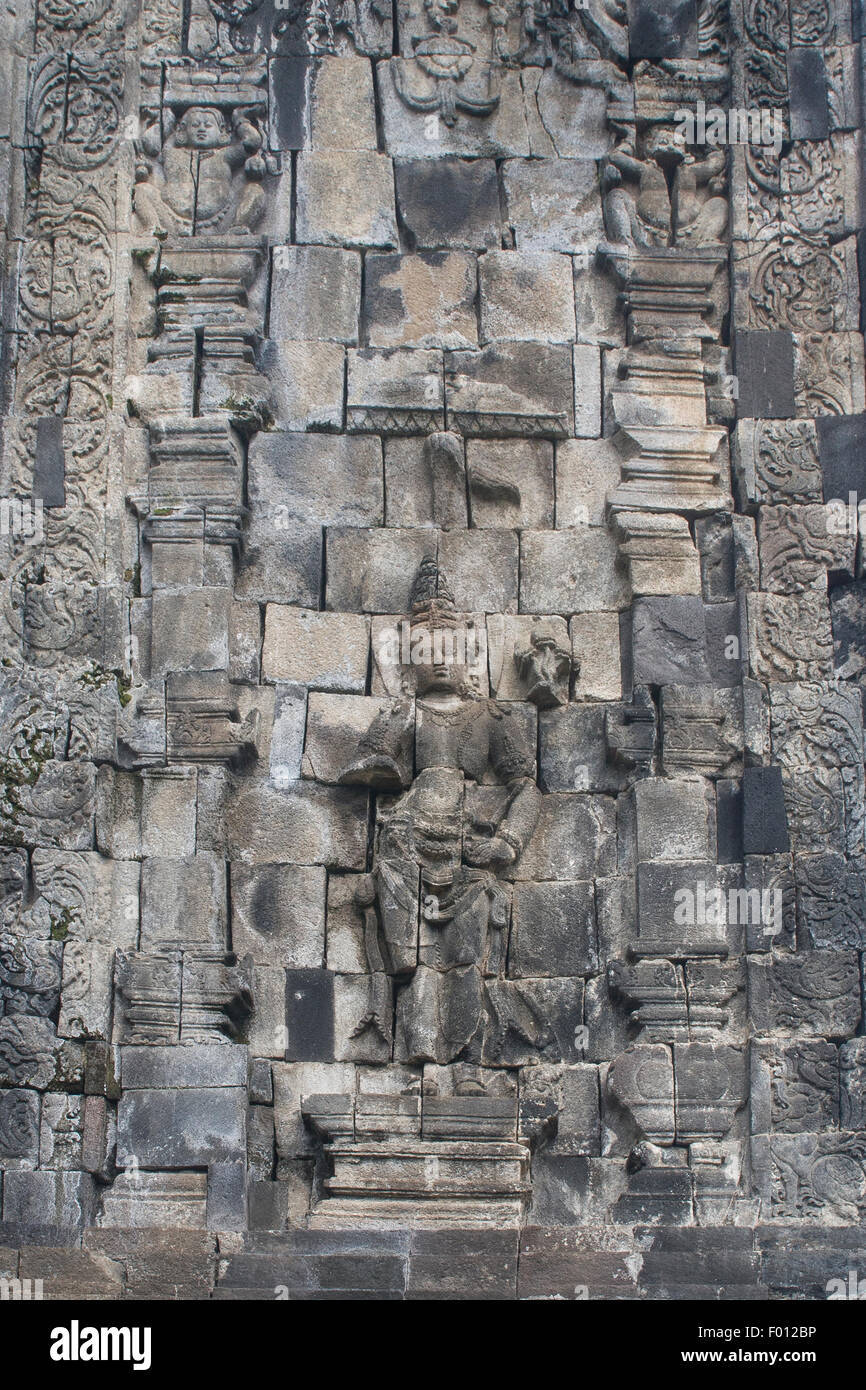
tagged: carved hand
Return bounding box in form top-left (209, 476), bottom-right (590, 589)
top-left (464, 834), bottom-right (516, 868)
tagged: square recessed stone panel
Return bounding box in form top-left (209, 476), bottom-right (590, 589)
top-left (479, 251), bottom-right (576, 344)
top-left (269, 246), bottom-right (361, 343)
top-left (365, 252), bottom-right (478, 349)
top-left (520, 529), bottom-right (629, 615)
top-left (295, 151), bottom-right (398, 248)
top-left (395, 158), bottom-right (501, 249)
top-left (262, 607), bottom-right (369, 690)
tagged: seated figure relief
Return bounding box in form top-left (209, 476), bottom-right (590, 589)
top-left (602, 126), bottom-right (728, 250)
top-left (133, 104), bottom-right (268, 236)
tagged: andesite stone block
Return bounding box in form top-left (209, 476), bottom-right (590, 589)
top-left (285, 969), bottom-right (335, 1062)
top-left (787, 48), bottom-right (830, 141)
top-left (742, 766), bottom-right (790, 855)
top-left (734, 331), bottom-right (795, 420)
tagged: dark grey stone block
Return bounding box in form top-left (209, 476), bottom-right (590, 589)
top-left (249, 1058), bottom-right (273, 1106)
top-left (207, 1159), bottom-right (247, 1232)
top-left (742, 766), bottom-right (790, 855)
top-left (84, 1040), bottom-right (120, 1099)
top-left (640, 1247), bottom-right (759, 1285)
top-left (631, 597), bottom-right (710, 685)
top-left (787, 48), bottom-right (830, 141)
top-left (249, 1228), bottom-right (410, 1256)
top-left (518, 1227), bottom-right (641, 1299)
top-left (637, 1225), bottom-right (755, 1251)
top-left (696, 514), bottom-right (735, 602)
top-left (613, 1167), bottom-right (693, 1224)
top-left (116, 1089), bottom-right (246, 1168)
top-left (1, 1172), bottom-right (96, 1230)
top-left (817, 412), bottom-right (866, 502)
top-left (120, 1044), bottom-right (248, 1090)
top-left (268, 57), bottom-right (310, 151)
top-left (703, 600), bottom-right (744, 687)
top-left (716, 779), bottom-right (743, 864)
top-left (627, 0), bottom-right (697, 59)
top-left (33, 415), bottom-right (65, 507)
top-left (248, 1180), bottom-right (288, 1231)
top-left (636, 860), bottom-right (731, 955)
top-left (395, 159), bottom-right (501, 250)
top-left (527, 1154), bottom-right (591, 1226)
top-left (758, 1226), bottom-right (866, 1295)
top-left (539, 703), bottom-right (627, 794)
top-left (735, 330), bottom-right (795, 419)
top-left (831, 578), bottom-right (866, 674)
top-left (511, 880), bottom-right (597, 977)
top-left (0, 1221), bottom-right (76, 1247)
top-left (285, 968), bottom-right (335, 1061)
top-left (407, 1228), bottom-right (519, 1298)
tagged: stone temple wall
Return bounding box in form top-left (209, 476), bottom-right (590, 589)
top-left (0, 0), bottom-right (866, 1300)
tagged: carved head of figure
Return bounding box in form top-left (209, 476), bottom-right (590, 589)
top-left (406, 558), bottom-right (475, 698)
top-left (423, 0), bottom-right (460, 32)
top-left (175, 106), bottom-right (230, 149)
top-left (516, 622), bottom-right (573, 708)
top-left (642, 124), bottom-right (684, 171)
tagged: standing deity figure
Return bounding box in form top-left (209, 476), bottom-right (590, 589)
top-left (341, 559), bottom-right (543, 1064)
top-left (133, 104), bottom-right (268, 236)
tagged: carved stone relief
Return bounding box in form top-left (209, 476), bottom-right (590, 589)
top-left (0, 0), bottom-right (865, 1299)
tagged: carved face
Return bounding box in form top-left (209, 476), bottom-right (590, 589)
top-left (177, 107), bottom-right (228, 149)
top-left (643, 126), bottom-right (684, 168)
top-left (408, 618), bottom-right (470, 696)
